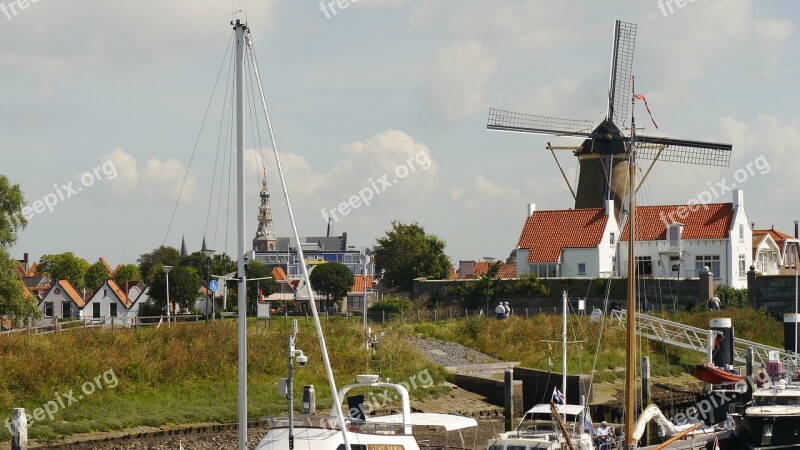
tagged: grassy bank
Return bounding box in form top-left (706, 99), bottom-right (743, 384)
top-left (400, 307), bottom-right (783, 382)
top-left (0, 320), bottom-right (447, 441)
top-left (0, 307), bottom-right (780, 441)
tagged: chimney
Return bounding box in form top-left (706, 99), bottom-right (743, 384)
top-left (606, 200), bottom-right (615, 219)
top-left (732, 189), bottom-right (744, 209)
top-left (23, 253), bottom-right (28, 265)
top-left (527, 203), bottom-right (536, 218)
top-left (751, 222), bottom-right (755, 231)
top-left (795, 220), bottom-right (799, 239)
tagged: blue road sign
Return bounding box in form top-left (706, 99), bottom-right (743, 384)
top-left (209, 280), bottom-right (219, 293)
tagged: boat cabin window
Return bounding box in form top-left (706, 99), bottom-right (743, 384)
top-left (754, 395), bottom-right (799, 406)
top-left (335, 445), bottom-right (368, 450)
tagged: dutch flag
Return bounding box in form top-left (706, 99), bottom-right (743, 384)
top-left (552, 386), bottom-right (566, 405)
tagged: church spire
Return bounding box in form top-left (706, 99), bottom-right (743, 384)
top-left (253, 166), bottom-right (277, 252)
top-left (180, 235), bottom-right (188, 257)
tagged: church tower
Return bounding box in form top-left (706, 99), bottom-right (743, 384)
top-left (253, 169), bottom-right (278, 252)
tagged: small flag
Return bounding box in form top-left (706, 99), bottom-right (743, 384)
top-left (552, 386), bottom-right (565, 405)
top-left (633, 94), bottom-right (659, 129)
top-left (583, 407), bottom-right (594, 433)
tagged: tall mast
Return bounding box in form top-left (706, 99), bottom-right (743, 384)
top-left (562, 290), bottom-right (568, 399)
top-left (233, 19), bottom-right (249, 450)
top-left (623, 80), bottom-right (637, 449)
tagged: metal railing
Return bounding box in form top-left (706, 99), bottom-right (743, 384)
top-left (610, 309), bottom-right (800, 367)
top-left (1, 315), bottom-right (203, 335)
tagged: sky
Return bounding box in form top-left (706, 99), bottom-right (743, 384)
top-left (2, 0), bottom-right (799, 269)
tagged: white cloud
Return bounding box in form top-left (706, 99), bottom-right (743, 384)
top-left (419, 40), bottom-right (496, 125)
top-left (100, 147), bottom-right (198, 203)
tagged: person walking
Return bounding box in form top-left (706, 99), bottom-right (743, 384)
top-left (709, 296), bottom-right (721, 311)
top-left (503, 301), bottom-right (511, 319)
top-left (495, 302), bottom-right (506, 320)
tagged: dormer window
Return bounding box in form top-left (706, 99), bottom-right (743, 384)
top-left (668, 224), bottom-right (681, 248)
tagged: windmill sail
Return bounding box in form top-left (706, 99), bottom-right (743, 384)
top-left (607, 21), bottom-right (637, 127)
top-left (635, 135), bottom-right (732, 166)
top-left (487, 108), bottom-right (594, 138)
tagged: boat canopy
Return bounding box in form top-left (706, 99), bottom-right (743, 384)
top-left (367, 412), bottom-right (478, 431)
top-left (524, 404), bottom-right (585, 416)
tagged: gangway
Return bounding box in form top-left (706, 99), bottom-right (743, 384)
top-left (610, 309), bottom-right (800, 368)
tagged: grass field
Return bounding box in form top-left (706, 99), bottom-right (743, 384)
top-left (0, 307), bottom-right (782, 441)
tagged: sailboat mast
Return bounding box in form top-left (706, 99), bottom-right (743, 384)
top-left (623, 83), bottom-right (637, 450)
top-left (233, 19), bottom-right (249, 450)
top-left (562, 290), bottom-right (568, 399)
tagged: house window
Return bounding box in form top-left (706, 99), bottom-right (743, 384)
top-left (110, 303), bottom-right (118, 317)
top-left (349, 297), bottom-right (364, 310)
top-left (577, 263), bottom-right (586, 275)
top-left (93, 303), bottom-right (101, 319)
top-left (62, 302), bottom-right (71, 319)
top-left (44, 302), bottom-right (54, 318)
top-left (610, 232), bottom-right (616, 246)
top-left (739, 254), bottom-right (746, 278)
top-left (530, 264), bottom-right (558, 278)
top-left (695, 255), bottom-right (721, 279)
top-left (739, 224), bottom-right (745, 242)
top-left (635, 257), bottom-right (652, 276)
top-left (669, 226), bottom-right (680, 248)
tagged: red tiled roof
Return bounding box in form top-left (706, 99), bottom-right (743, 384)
top-left (99, 257), bottom-right (113, 275)
top-left (620, 203), bottom-right (732, 241)
top-left (752, 231), bottom-right (770, 259)
top-left (351, 276), bottom-right (374, 292)
top-left (468, 262), bottom-right (489, 278)
top-left (448, 268), bottom-right (458, 280)
top-left (756, 227), bottom-right (797, 254)
top-left (498, 263), bottom-right (517, 279)
top-left (27, 262), bottom-right (38, 277)
top-left (518, 208), bottom-right (609, 263)
top-left (107, 279), bottom-right (133, 309)
top-left (14, 261), bottom-right (27, 278)
top-left (58, 280), bottom-right (86, 308)
top-left (271, 267), bottom-right (289, 283)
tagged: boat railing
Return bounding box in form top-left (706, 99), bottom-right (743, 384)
top-left (265, 415), bottom-right (406, 436)
top-left (728, 402), bottom-right (745, 416)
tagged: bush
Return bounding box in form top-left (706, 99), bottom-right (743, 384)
top-left (715, 285), bottom-right (749, 308)
top-left (369, 295), bottom-right (413, 313)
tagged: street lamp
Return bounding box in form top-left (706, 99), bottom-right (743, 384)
top-left (162, 265), bottom-right (173, 323)
top-left (201, 238), bottom-right (215, 325)
top-left (359, 252), bottom-right (371, 332)
top-left (483, 257), bottom-right (497, 317)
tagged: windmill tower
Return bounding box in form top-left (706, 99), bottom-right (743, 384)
top-left (487, 20), bottom-right (732, 218)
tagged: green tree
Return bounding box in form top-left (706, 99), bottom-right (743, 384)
top-left (0, 175), bottom-right (37, 323)
top-left (246, 260), bottom-right (277, 314)
top-left (510, 273), bottom-right (551, 298)
top-left (0, 249), bottom-right (38, 322)
top-left (0, 175), bottom-right (27, 248)
top-left (369, 295), bottom-right (413, 313)
top-left (38, 252), bottom-right (90, 289)
top-left (147, 264), bottom-right (201, 313)
top-left (85, 260), bottom-right (111, 289)
top-left (114, 264), bottom-right (143, 285)
top-left (310, 262), bottom-right (354, 311)
top-left (373, 221), bottom-right (452, 292)
top-left (137, 246), bottom-right (181, 284)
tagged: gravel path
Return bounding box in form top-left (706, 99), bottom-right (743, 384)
top-left (407, 337), bottom-right (499, 367)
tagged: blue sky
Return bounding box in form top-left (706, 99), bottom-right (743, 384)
top-left (3, 0), bottom-right (799, 268)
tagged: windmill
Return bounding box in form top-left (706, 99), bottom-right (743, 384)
top-left (487, 20), bottom-right (732, 218)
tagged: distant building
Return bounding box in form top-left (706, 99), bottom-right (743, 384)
top-left (753, 226), bottom-right (800, 275)
top-left (37, 279), bottom-right (88, 324)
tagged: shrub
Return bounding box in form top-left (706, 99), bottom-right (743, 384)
top-left (369, 295), bottom-right (413, 313)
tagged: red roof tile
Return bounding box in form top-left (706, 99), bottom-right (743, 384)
top-left (755, 227), bottom-right (797, 254)
top-left (58, 280), bottom-right (86, 308)
top-left (107, 279), bottom-right (133, 309)
top-left (271, 267), bottom-right (289, 283)
top-left (448, 268), bottom-right (458, 280)
top-left (351, 276), bottom-right (373, 292)
top-left (620, 203), bottom-right (732, 241)
top-left (518, 208), bottom-right (609, 263)
top-left (498, 263), bottom-right (517, 279)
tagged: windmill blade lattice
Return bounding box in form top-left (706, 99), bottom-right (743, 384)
top-left (608, 21), bottom-right (637, 128)
top-left (635, 136), bottom-right (732, 167)
top-left (487, 108), bottom-right (595, 137)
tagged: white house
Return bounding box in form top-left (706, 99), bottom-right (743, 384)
top-left (516, 200), bottom-right (619, 278)
top-left (753, 227), bottom-right (800, 275)
top-left (85, 279), bottom-right (136, 321)
top-left (618, 190), bottom-right (751, 288)
top-left (37, 279), bottom-right (88, 324)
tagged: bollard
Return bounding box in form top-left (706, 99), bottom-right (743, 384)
top-left (504, 370), bottom-right (513, 432)
top-left (641, 356), bottom-right (651, 446)
top-left (302, 385), bottom-right (316, 414)
top-left (525, 308), bottom-right (529, 319)
top-left (12, 408), bottom-right (27, 450)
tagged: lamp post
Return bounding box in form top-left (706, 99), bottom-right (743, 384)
top-left (162, 266), bottom-right (173, 323)
top-left (201, 238), bottom-right (215, 325)
top-left (795, 220), bottom-right (799, 353)
top-left (483, 257), bottom-right (497, 317)
top-left (359, 253), bottom-right (371, 332)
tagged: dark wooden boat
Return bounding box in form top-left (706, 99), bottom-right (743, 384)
top-left (693, 363), bottom-right (745, 385)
